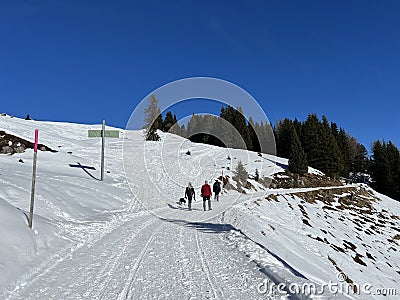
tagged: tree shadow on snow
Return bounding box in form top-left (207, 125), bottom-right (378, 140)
top-left (160, 217), bottom-right (237, 235)
top-left (263, 157), bottom-right (288, 170)
top-left (160, 217), bottom-right (308, 289)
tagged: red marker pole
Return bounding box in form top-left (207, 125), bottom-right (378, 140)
top-left (221, 170), bottom-right (224, 195)
top-left (28, 129), bottom-right (39, 228)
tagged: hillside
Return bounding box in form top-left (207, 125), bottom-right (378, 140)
top-left (0, 115), bottom-right (399, 299)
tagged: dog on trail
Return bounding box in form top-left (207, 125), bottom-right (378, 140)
top-left (178, 197), bottom-right (186, 205)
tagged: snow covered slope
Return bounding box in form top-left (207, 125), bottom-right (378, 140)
top-left (0, 115), bottom-right (399, 299)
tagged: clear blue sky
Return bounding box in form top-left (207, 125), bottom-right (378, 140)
top-left (1, 0), bottom-right (399, 151)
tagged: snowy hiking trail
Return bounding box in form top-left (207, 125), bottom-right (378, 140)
top-left (1, 118), bottom-right (288, 299)
top-left (6, 207), bottom-right (277, 300)
top-left (4, 117), bottom-right (398, 299)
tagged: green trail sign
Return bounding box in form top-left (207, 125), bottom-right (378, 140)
top-left (88, 120), bottom-right (120, 181)
top-left (88, 130), bottom-right (119, 138)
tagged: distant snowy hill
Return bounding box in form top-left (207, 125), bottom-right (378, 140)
top-left (0, 115), bottom-right (399, 299)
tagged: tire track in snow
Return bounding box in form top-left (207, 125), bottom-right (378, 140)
top-left (119, 222), bottom-right (163, 300)
top-left (86, 217), bottom-right (157, 300)
top-left (5, 211), bottom-right (154, 300)
top-left (177, 225), bottom-right (194, 298)
top-left (195, 230), bottom-right (225, 299)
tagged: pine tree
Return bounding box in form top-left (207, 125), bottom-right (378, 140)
top-left (162, 111), bottom-right (176, 132)
top-left (187, 114), bottom-right (200, 138)
top-left (179, 124), bottom-right (187, 138)
top-left (236, 107), bottom-right (253, 150)
top-left (301, 114), bottom-right (322, 169)
top-left (248, 117), bottom-right (261, 152)
top-left (276, 118), bottom-right (294, 159)
top-left (145, 126), bottom-right (160, 141)
top-left (353, 143), bottom-right (368, 173)
top-left (371, 141), bottom-right (391, 195)
top-left (337, 128), bottom-right (351, 176)
top-left (386, 142), bottom-right (400, 199)
top-left (144, 94), bottom-right (163, 130)
top-left (220, 106), bottom-right (251, 150)
top-left (258, 121), bottom-right (275, 155)
top-left (301, 114), bottom-right (343, 177)
top-left (319, 116), bottom-right (343, 177)
top-left (288, 126), bottom-right (308, 175)
top-left (144, 94), bottom-right (162, 141)
top-left (235, 160), bottom-right (248, 183)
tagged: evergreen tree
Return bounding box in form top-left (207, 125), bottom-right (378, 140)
top-left (353, 143), bottom-right (368, 173)
top-left (321, 116), bottom-right (343, 177)
top-left (261, 121), bottom-right (276, 155)
top-left (162, 111), bottom-right (176, 132)
top-left (275, 118), bottom-right (294, 159)
top-left (235, 160), bottom-right (248, 183)
top-left (179, 124), bottom-right (187, 138)
top-left (292, 118), bottom-right (302, 139)
top-left (288, 126), bottom-right (308, 175)
top-left (236, 107), bottom-right (253, 150)
top-left (371, 141), bottom-right (391, 196)
top-left (144, 94), bottom-right (162, 141)
top-left (220, 106), bottom-right (251, 150)
top-left (248, 117), bottom-right (261, 152)
top-left (337, 128), bottom-right (351, 176)
top-left (370, 140), bottom-right (400, 200)
top-left (187, 114), bottom-right (201, 138)
top-left (145, 126), bottom-right (160, 141)
top-left (144, 94), bottom-right (163, 131)
top-left (386, 142), bottom-right (400, 199)
top-left (300, 114), bottom-right (343, 177)
top-left (301, 114), bottom-right (322, 168)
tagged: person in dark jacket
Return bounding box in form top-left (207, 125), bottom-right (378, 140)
top-left (213, 179), bottom-right (221, 202)
top-left (201, 180), bottom-right (212, 211)
top-left (184, 182), bottom-right (195, 211)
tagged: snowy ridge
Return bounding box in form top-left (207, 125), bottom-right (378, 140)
top-left (0, 115), bottom-right (399, 299)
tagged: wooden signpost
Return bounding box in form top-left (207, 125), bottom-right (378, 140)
top-left (88, 120), bottom-right (119, 181)
top-left (28, 129), bottom-right (39, 228)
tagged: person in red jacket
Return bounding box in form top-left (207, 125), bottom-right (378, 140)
top-left (201, 180), bottom-right (212, 211)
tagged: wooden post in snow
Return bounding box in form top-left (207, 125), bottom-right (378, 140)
top-left (28, 129), bottom-right (39, 228)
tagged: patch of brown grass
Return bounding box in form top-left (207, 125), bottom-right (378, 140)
top-left (266, 194), bottom-right (279, 202)
top-left (328, 256), bottom-right (359, 293)
top-left (271, 171), bottom-right (343, 189)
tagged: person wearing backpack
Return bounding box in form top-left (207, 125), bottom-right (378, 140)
top-left (213, 179), bottom-right (221, 202)
top-left (201, 180), bottom-right (212, 211)
top-left (185, 182), bottom-right (195, 211)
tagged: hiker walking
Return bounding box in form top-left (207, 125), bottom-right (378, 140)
top-left (213, 179), bottom-right (221, 201)
top-left (185, 182), bottom-right (195, 211)
top-left (201, 180), bottom-right (212, 211)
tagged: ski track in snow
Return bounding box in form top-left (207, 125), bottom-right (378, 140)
top-left (196, 230), bottom-right (222, 299)
top-left (6, 207), bottom-right (278, 300)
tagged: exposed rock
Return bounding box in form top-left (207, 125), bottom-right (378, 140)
top-left (1, 146), bottom-right (14, 154)
top-left (0, 130), bottom-right (56, 155)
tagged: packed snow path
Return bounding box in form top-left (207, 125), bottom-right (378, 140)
top-left (7, 209), bottom-right (276, 300)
